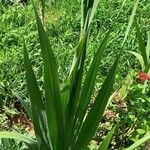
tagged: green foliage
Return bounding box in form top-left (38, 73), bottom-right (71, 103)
top-left (0, 139), bottom-right (25, 150)
top-left (126, 134), bottom-right (150, 150)
top-left (1, 0), bottom-right (120, 149)
top-left (130, 22), bottom-right (150, 73)
top-left (128, 23), bottom-right (150, 93)
top-left (22, 1), bottom-right (119, 149)
top-left (98, 127), bottom-right (115, 150)
top-left (0, 0), bottom-right (150, 150)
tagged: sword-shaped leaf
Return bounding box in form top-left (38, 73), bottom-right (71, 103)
top-left (74, 31), bottom-right (110, 136)
top-left (122, 0), bottom-right (139, 46)
top-left (88, 0), bottom-right (100, 28)
top-left (126, 134), bottom-right (150, 150)
top-left (146, 31), bottom-right (150, 61)
top-left (98, 127), bottom-right (115, 150)
top-left (128, 51), bottom-right (145, 71)
top-left (23, 43), bottom-right (50, 149)
top-left (0, 131), bottom-right (38, 150)
top-left (0, 131), bottom-right (36, 145)
top-left (34, 7), bottom-right (64, 149)
top-left (64, 34), bottom-right (88, 148)
top-left (74, 57), bottom-right (119, 149)
top-left (135, 22), bottom-right (148, 68)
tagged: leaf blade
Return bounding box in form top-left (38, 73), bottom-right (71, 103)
top-left (74, 57), bottom-right (119, 149)
top-left (98, 127), bottom-right (115, 150)
top-left (128, 51), bottom-right (145, 71)
top-left (146, 31), bottom-right (150, 61)
top-left (135, 21), bottom-right (148, 68)
top-left (23, 42), bottom-right (51, 149)
top-left (0, 131), bottom-right (36, 145)
top-left (74, 31), bottom-right (111, 138)
top-left (33, 6), bottom-right (64, 149)
top-left (122, 0), bottom-right (139, 46)
top-left (126, 134), bottom-right (150, 150)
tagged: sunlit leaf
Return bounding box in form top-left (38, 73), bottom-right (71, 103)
top-left (126, 134), bottom-right (150, 150)
top-left (98, 127), bottom-right (115, 150)
top-left (74, 57), bottom-right (119, 149)
top-left (122, 0), bottom-right (139, 46)
top-left (34, 6), bottom-right (64, 149)
top-left (128, 51), bottom-right (145, 71)
top-left (135, 21), bottom-right (148, 68)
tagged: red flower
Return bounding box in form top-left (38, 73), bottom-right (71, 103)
top-left (137, 72), bottom-right (150, 82)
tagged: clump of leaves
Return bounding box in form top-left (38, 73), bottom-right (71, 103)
top-left (1, 0), bottom-right (148, 150)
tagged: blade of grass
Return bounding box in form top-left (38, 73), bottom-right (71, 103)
top-left (67, 0), bottom-right (101, 119)
top-left (0, 131), bottom-right (38, 150)
top-left (68, 34), bottom-right (87, 85)
top-left (135, 21), bottom-right (148, 68)
top-left (0, 131), bottom-right (36, 145)
top-left (88, 0), bottom-right (100, 28)
top-left (82, 0), bottom-right (100, 33)
top-left (126, 134), bottom-right (150, 150)
top-left (64, 34), bottom-right (88, 120)
top-left (39, 0), bottom-right (45, 23)
top-left (65, 0), bottom-right (102, 142)
top-left (64, 34), bottom-right (88, 149)
top-left (64, 1), bottom-right (99, 144)
top-left (122, 0), bottom-right (139, 46)
top-left (74, 57), bottom-right (119, 149)
top-left (23, 42), bottom-right (51, 149)
top-left (33, 5), bottom-right (64, 149)
top-left (114, 0), bottom-right (127, 22)
top-left (98, 127), bottom-right (115, 150)
top-left (81, 0), bottom-right (88, 33)
top-left (128, 51), bottom-right (145, 71)
top-left (121, 0), bottom-right (127, 9)
top-left (146, 31), bottom-right (150, 60)
top-left (74, 31), bottom-right (111, 139)
top-left (64, 3), bottom-right (103, 145)
top-left (12, 92), bottom-right (32, 118)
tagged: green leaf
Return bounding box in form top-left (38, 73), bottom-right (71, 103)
top-left (64, 0), bottom-right (102, 144)
top-left (61, 82), bottom-right (70, 115)
top-left (65, 34), bottom-right (88, 114)
top-left (64, 33), bottom-right (88, 149)
top-left (81, 0), bottom-right (88, 33)
top-left (81, 0), bottom-right (100, 33)
top-left (12, 92), bottom-right (32, 118)
top-left (146, 31), bottom-right (150, 61)
top-left (74, 57), bottom-right (119, 149)
top-left (135, 21), bottom-right (148, 68)
top-left (122, 0), bottom-right (139, 46)
top-left (116, 0), bottom-right (127, 18)
top-left (34, 6), bottom-right (64, 149)
top-left (74, 31), bottom-right (111, 137)
top-left (126, 134), bottom-right (150, 150)
top-left (68, 34), bottom-right (87, 80)
top-left (39, 0), bottom-right (45, 23)
top-left (98, 127), bottom-right (115, 150)
top-left (128, 51), bottom-right (145, 71)
top-left (0, 131), bottom-right (36, 145)
top-left (23, 42), bottom-right (51, 149)
top-left (121, 0), bottom-right (127, 9)
top-left (88, 0), bottom-right (100, 28)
